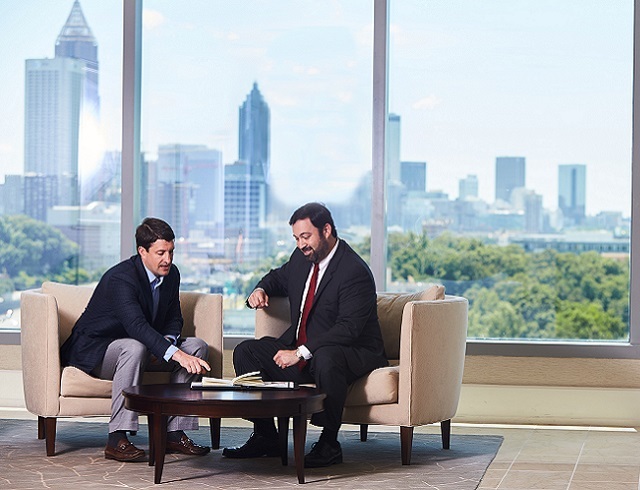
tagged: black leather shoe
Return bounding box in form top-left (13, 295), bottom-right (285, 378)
top-left (222, 432), bottom-right (280, 458)
top-left (104, 439), bottom-right (146, 462)
top-left (304, 440), bottom-right (343, 468)
top-left (166, 434), bottom-right (210, 456)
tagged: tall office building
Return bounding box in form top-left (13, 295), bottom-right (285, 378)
top-left (152, 144), bottom-right (223, 240)
top-left (24, 0), bottom-right (99, 210)
top-left (401, 161), bottom-right (426, 192)
top-left (224, 161), bottom-right (267, 265)
top-left (239, 82), bottom-right (270, 182)
top-left (495, 156), bottom-right (526, 203)
top-left (558, 164), bottom-right (586, 226)
top-left (387, 114), bottom-right (401, 183)
top-left (386, 114), bottom-right (403, 227)
top-left (228, 83), bottom-right (271, 263)
top-left (459, 174), bottom-right (479, 200)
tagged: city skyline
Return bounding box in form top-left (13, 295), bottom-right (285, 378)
top-left (0, 0), bottom-right (633, 217)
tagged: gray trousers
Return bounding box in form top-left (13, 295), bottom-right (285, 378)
top-left (92, 337), bottom-right (208, 433)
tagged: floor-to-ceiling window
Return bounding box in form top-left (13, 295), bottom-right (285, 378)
top-left (387, 1), bottom-right (634, 349)
top-left (139, 0), bottom-right (373, 334)
top-left (0, 0), bottom-right (122, 333)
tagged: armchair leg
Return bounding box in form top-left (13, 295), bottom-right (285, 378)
top-left (42, 417), bottom-right (57, 456)
top-left (400, 426), bottom-right (414, 465)
top-left (441, 419), bottom-right (451, 450)
top-left (209, 418), bottom-right (221, 449)
top-left (360, 424), bottom-right (368, 442)
top-left (38, 416), bottom-right (45, 440)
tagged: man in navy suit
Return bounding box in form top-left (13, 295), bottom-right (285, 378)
top-left (61, 218), bottom-right (211, 462)
top-left (223, 203), bottom-right (387, 468)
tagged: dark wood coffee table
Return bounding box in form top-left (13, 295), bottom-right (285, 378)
top-left (122, 383), bottom-right (326, 484)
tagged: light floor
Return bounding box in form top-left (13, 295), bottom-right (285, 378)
top-left (2, 408), bottom-right (639, 490)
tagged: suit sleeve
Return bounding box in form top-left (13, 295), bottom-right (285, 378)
top-left (304, 263), bottom-right (378, 352)
top-left (105, 269), bottom-right (172, 360)
top-left (253, 256), bottom-right (293, 298)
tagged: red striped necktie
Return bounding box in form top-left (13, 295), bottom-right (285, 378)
top-left (296, 263), bottom-right (319, 369)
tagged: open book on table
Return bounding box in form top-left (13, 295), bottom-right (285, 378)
top-left (191, 371), bottom-right (297, 390)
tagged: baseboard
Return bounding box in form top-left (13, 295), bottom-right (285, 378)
top-left (455, 384), bottom-right (640, 427)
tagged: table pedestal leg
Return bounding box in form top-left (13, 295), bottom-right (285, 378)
top-left (277, 417), bottom-right (289, 466)
top-left (292, 415), bottom-right (307, 484)
top-left (152, 413), bottom-right (168, 484)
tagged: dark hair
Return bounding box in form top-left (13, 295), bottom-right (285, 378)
top-left (289, 202), bottom-right (337, 238)
top-left (135, 217), bottom-right (175, 251)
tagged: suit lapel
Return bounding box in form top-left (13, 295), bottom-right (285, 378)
top-left (134, 255), bottom-right (155, 321)
top-left (312, 240), bottom-right (344, 304)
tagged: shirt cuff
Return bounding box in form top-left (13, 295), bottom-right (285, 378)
top-left (297, 345), bottom-right (312, 360)
top-left (164, 344), bottom-right (179, 362)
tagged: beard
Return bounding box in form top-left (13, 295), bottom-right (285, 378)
top-left (302, 236), bottom-right (331, 263)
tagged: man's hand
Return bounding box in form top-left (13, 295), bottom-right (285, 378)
top-left (273, 349), bottom-right (300, 369)
top-left (171, 350), bottom-right (211, 374)
top-left (248, 288), bottom-right (269, 309)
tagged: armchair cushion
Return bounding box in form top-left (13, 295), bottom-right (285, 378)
top-left (345, 365), bottom-right (399, 406)
top-left (376, 284), bottom-right (445, 359)
top-left (60, 366), bottom-right (112, 398)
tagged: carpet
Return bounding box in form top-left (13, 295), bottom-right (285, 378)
top-left (0, 420), bottom-right (502, 489)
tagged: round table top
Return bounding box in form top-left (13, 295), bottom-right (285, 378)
top-left (122, 383), bottom-right (326, 418)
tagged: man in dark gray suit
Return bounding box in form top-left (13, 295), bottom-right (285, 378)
top-left (61, 218), bottom-right (211, 462)
top-left (223, 203), bottom-right (387, 468)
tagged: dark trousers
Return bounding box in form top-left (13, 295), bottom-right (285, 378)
top-left (233, 337), bottom-right (360, 432)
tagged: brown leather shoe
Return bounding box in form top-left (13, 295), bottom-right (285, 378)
top-left (104, 439), bottom-right (146, 462)
top-left (166, 434), bottom-right (210, 456)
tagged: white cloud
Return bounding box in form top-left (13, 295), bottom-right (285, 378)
top-left (143, 9), bottom-right (165, 30)
top-left (412, 95), bottom-right (440, 110)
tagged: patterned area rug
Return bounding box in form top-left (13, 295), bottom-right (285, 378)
top-left (0, 420), bottom-right (502, 489)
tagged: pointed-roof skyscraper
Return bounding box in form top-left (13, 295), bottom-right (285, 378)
top-left (24, 0), bottom-right (100, 211)
top-left (239, 82), bottom-right (270, 182)
top-left (55, 0), bottom-right (99, 114)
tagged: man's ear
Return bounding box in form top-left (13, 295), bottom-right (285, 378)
top-left (323, 223), bottom-right (332, 238)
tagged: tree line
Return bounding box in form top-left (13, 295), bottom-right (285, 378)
top-left (1, 215), bottom-right (629, 340)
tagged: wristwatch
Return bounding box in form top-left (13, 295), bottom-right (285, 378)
top-left (295, 348), bottom-right (305, 361)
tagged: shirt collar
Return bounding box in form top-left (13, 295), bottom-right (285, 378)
top-left (318, 237), bottom-right (339, 271)
top-left (143, 264), bottom-right (164, 288)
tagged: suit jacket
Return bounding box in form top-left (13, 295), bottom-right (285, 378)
top-left (60, 254), bottom-right (183, 374)
top-left (256, 240), bottom-right (387, 378)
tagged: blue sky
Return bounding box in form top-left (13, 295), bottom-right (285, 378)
top-left (0, 0), bottom-right (634, 216)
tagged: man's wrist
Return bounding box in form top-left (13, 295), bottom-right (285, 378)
top-left (296, 345), bottom-right (311, 360)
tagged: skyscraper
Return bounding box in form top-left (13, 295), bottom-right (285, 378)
top-left (495, 156), bottom-right (526, 203)
top-left (24, 0), bottom-right (99, 210)
top-left (227, 83), bottom-right (271, 263)
top-left (459, 174), bottom-right (479, 200)
top-left (239, 82), bottom-right (270, 182)
top-left (401, 161), bottom-right (426, 192)
top-left (558, 164), bottom-right (586, 225)
top-left (152, 144), bottom-right (223, 240)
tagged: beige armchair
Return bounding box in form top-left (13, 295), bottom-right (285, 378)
top-left (255, 289), bottom-right (468, 464)
top-left (20, 281), bottom-right (224, 456)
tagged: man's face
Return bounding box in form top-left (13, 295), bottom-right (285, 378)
top-left (292, 218), bottom-right (333, 263)
top-left (138, 239), bottom-right (175, 277)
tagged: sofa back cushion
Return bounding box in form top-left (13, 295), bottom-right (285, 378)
top-left (376, 284), bottom-right (445, 359)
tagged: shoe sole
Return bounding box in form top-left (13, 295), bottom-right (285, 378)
top-left (166, 448), bottom-right (211, 456)
top-left (105, 452), bottom-right (146, 462)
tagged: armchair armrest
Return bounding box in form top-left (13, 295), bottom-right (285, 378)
top-left (180, 291), bottom-right (224, 378)
top-left (20, 290), bottom-right (62, 416)
top-left (398, 296), bottom-right (468, 425)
